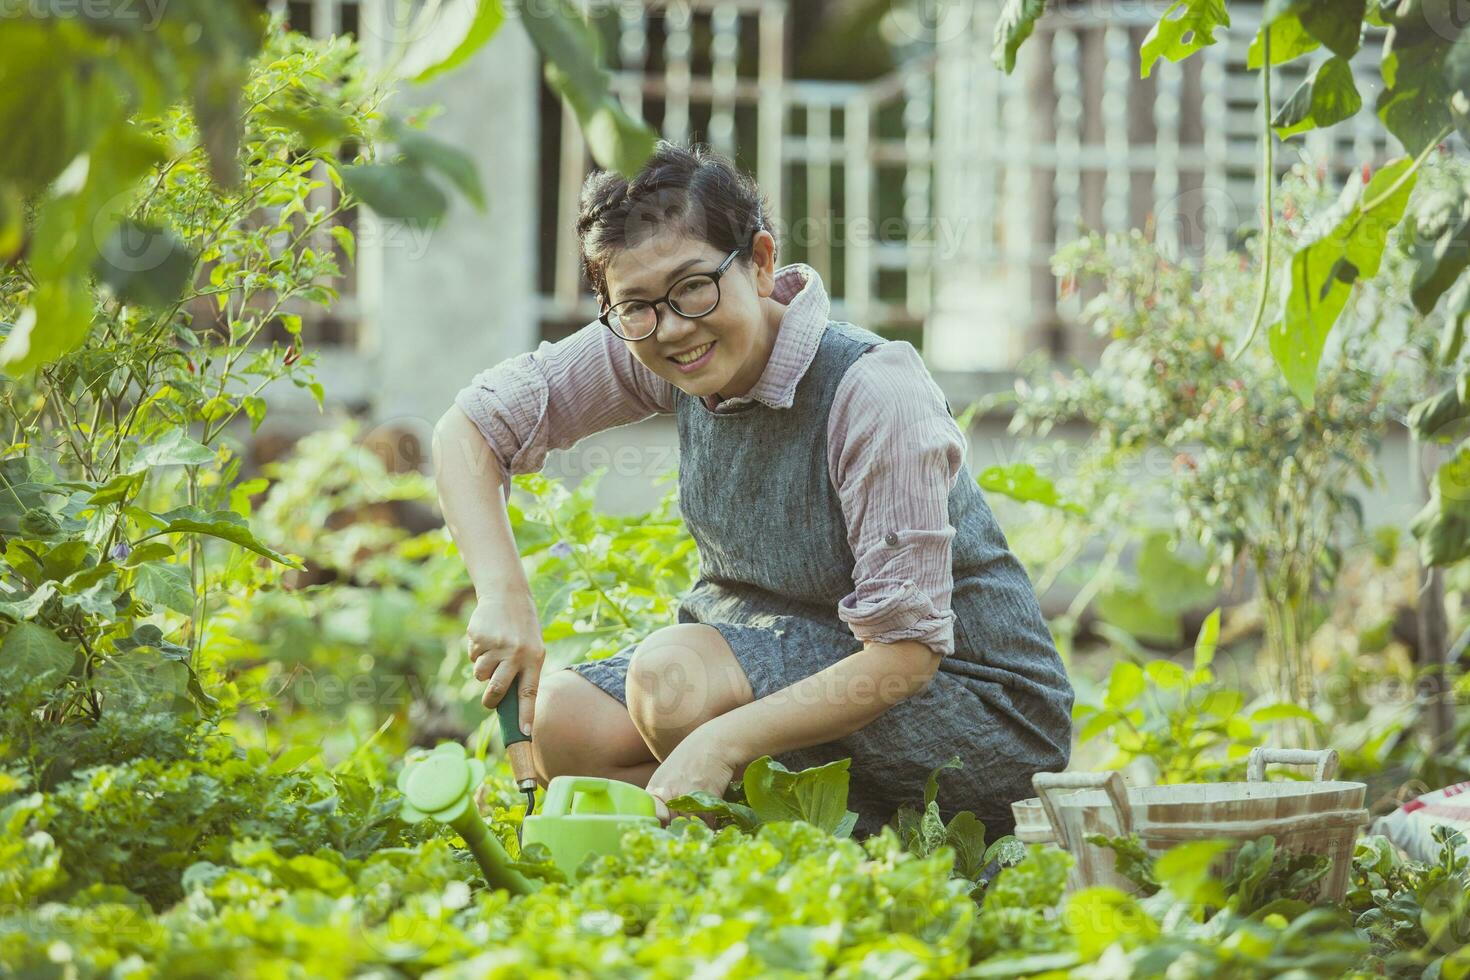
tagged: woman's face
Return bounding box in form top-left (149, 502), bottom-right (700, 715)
top-left (602, 230), bottom-right (779, 400)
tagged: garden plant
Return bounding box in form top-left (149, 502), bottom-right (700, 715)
top-left (0, 0), bottom-right (1469, 977)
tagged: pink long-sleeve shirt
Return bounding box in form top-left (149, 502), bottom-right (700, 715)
top-left (453, 263), bottom-right (967, 657)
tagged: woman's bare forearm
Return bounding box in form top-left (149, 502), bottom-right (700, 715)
top-left (701, 641), bottom-right (941, 776)
top-left (433, 405), bottom-right (527, 597)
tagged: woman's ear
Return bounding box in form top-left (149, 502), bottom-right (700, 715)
top-left (749, 229), bottom-right (778, 297)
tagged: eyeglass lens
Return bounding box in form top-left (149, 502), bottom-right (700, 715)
top-left (610, 275), bottom-right (720, 339)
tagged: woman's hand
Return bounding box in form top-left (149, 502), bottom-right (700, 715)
top-left (466, 588), bottom-right (545, 730)
top-left (645, 725), bottom-right (740, 828)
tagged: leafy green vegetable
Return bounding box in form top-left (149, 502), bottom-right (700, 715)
top-left (1268, 158), bottom-right (1418, 408)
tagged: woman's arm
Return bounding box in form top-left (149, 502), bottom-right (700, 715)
top-left (701, 640), bottom-right (940, 777)
top-left (452, 319), bottom-right (677, 502)
top-left (829, 341), bottom-right (965, 654)
top-left (433, 405), bottom-right (528, 598)
top-left (436, 320), bottom-right (674, 714)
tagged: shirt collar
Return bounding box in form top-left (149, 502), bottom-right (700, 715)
top-left (702, 263), bottom-right (831, 413)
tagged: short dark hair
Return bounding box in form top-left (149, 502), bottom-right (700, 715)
top-left (575, 139), bottom-right (777, 306)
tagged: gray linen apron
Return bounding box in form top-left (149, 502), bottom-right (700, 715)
top-left (568, 320), bottom-right (1073, 840)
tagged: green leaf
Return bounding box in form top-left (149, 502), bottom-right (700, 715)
top-left (991, 0), bottom-right (1047, 74)
top-left (517, 0), bottom-right (657, 177)
top-left (1285, 0), bottom-right (1365, 59)
top-left (258, 101), bottom-right (353, 149)
top-left (1144, 659), bottom-right (1189, 690)
top-left (1440, 276), bottom-right (1470, 363)
top-left (340, 161), bottom-right (448, 223)
top-left (1249, 702), bottom-right (1321, 723)
top-left (72, 471), bottom-right (146, 506)
top-left (119, 541), bottom-right (173, 568)
top-left (0, 280), bottom-right (94, 381)
top-left (0, 22), bottom-right (118, 191)
top-left (1193, 607), bottom-right (1221, 671)
top-left (0, 456), bottom-right (57, 534)
top-left (137, 506), bottom-right (303, 569)
top-left (1377, 28), bottom-right (1454, 156)
top-left (1268, 158), bottom-right (1418, 408)
top-left (93, 220), bottom-right (197, 308)
top-left (1411, 442), bottom-right (1470, 566)
top-left (58, 572), bottom-right (119, 617)
top-left (1136, 534), bottom-right (1215, 614)
top-left (662, 790), bottom-right (760, 833)
top-left (94, 647), bottom-right (194, 716)
top-left (976, 463), bottom-right (1084, 514)
top-left (1407, 182), bottom-right (1470, 316)
top-left (2, 122), bottom-right (167, 378)
top-left (0, 183), bottom-right (21, 262)
top-left (945, 812), bottom-right (992, 879)
top-left (1247, 15), bottom-right (1321, 69)
top-left (413, 0), bottom-right (507, 83)
top-left (1140, 0), bottom-right (1229, 79)
top-left (30, 123), bottom-right (169, 283)
top-left (242, 396), bottom-right (267, 433)
top-left (1272, 57), bottom-right (1362, 138)
top-left (0, 622), bottom-right (76, 690)
top-left (1447, 33), bottom-right (1470, 147)
top-left (1409, 382), bottom-right (1470, 439)
top-left (135, 562), bottom-right (194, 616)
top-left (1097, 586), bottom-right (1180, 646)
top-left (741, 756), bottom-right (858, 836)
top-left (127, 428), bottom-right (216, 472)
top-left (389, 119), bottom-right (486, 211)
top-left (923, 756), bottom-right (964, 810)
top-left (1106, 660), bottom-right (1146, 709)
top-left (0, 582), bottom-right (57, 622)
top-left (1154, 839), bottom-right (1231, 908)
top-left (1065, 887), bottom-right (1160, 959)
top-left (329, 225), bottom-right (355, 264)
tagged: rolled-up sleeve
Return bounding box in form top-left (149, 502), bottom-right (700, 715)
top-left (828, 342), bottom-right (965, 656)
top-left (453, 319), bottom-right (676, 501)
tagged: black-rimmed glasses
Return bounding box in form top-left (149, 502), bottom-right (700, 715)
top-left (599, 247), bottom-right (745, 341)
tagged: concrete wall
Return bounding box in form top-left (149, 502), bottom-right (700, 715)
top-left (364, 23), bottom-right (541, 430)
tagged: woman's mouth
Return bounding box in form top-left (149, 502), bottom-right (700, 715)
top-left (668, 341), bottom-right (716, 373)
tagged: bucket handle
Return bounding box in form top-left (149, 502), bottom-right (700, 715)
top-left (1032, 771), bottom-right (1134, 851)
top-left (1246, 747), bottom-right (1339, 783)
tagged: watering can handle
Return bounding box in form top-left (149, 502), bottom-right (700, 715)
top-left (1247, 747), bottom-right (1338, 782)
top-left (1032, 770), bottom-right (1133, 852)
top-left (542, 776), bottom-right (612, 817)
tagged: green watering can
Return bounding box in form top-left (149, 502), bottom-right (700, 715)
top-left (396, 742), bottom-right (659, 894)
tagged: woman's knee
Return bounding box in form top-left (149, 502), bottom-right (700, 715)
top-left (531, 670), bottom-right (650, 781)
top-left (625, 624), bottom-right (752, 756)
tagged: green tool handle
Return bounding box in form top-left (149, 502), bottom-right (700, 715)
top-left (497, 673), bottom-right (538, 797)
top-left (497, 674), bottom-right (528, 746)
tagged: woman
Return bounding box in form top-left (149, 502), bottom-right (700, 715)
top-left (434, 140), bottom-right (1072, 841)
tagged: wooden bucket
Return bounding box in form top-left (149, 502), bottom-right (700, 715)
top-left (1010, 796), bottom-right (1056, 845)
top-left (1030, 748), bottom-right (1369, 903)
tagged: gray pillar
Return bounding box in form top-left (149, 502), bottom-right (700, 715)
top-left (363, 20), bottom-right (541, 432)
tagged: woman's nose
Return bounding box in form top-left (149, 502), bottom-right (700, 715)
top-left (655, 306), bottom-right (699, 344)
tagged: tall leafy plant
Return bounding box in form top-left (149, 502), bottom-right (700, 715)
top-left (0, 27), bottom-right (399, 725)
top-left (996, 0), bottom-right (1470, 570)
top-left (995, 163), bottom-right (1409, 717)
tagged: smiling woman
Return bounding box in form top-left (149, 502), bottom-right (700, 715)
top-left (439, 140), bottom-right (1074, 841)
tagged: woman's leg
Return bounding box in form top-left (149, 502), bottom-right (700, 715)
top-left (624, 623), bottom-right (755, 763)
top-left (531, 669), bottom-right (658, 789)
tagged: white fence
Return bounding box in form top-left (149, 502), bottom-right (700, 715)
top-left (539, 0), bottom-right (1399, 371)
